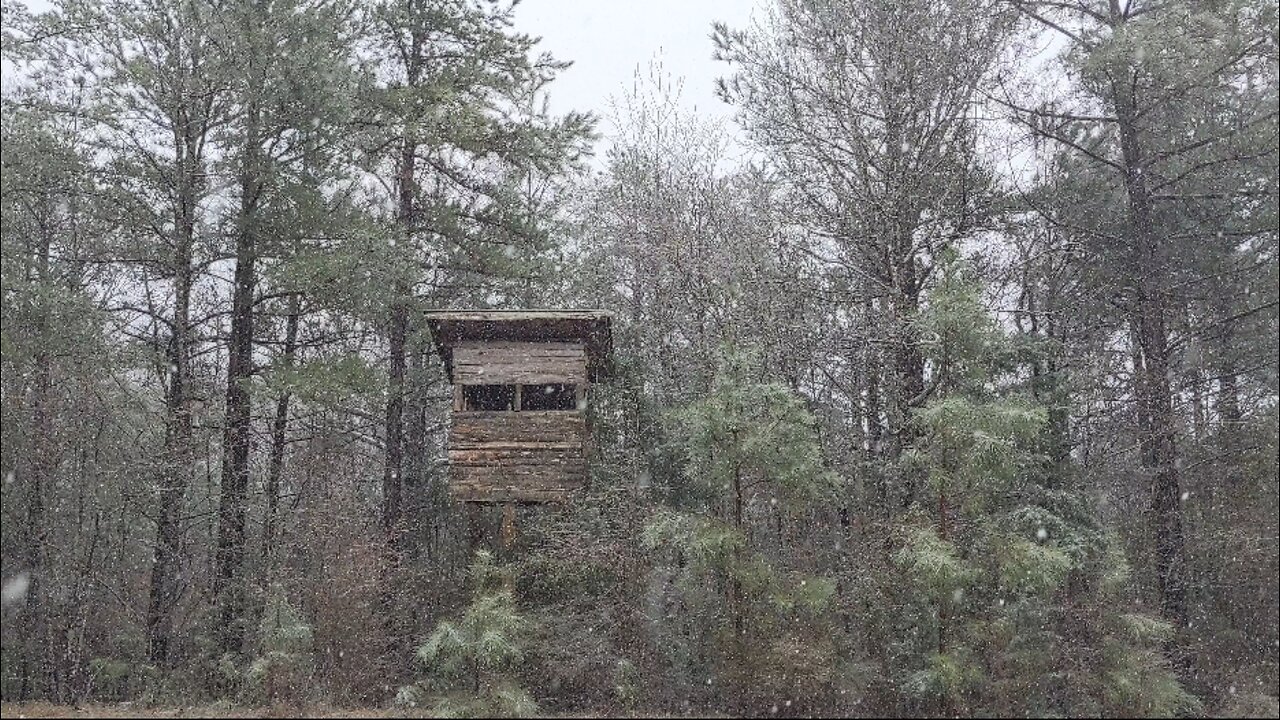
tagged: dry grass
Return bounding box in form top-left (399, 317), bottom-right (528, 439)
top-left (0, 702), bottom-right (683, 718)
top-left (0, 703), bottom-right (420, 719)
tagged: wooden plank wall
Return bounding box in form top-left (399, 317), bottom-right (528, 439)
top-left (452, 341), bottom-right (587, 385)
top-left (451, 461), bottom-right (586, 502)
top-left (448, 410), bottom-right (587, 503)
top-left (450, 411), bottom-right (585, 446)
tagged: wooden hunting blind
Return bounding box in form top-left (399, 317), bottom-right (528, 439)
top-left (425, 310), bottom-right (613, 504)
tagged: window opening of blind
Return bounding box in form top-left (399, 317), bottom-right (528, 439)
top-left (462, 384), bottom-right (516, 411)
top-left (520, 383), bottom-right (577, 411)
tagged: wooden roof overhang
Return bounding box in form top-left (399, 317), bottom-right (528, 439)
top-left (424, 310), bottom-right (614, 383)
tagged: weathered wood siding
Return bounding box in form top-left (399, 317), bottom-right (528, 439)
top-left (452, 341), bottom-right (587, 385)
top-left (450, 474), bottom-right (582, 503)
top-left (450, 410), bottom-right (586, 446)
top-left (447, 410), bottom-right (587, 502)
top-left (451, 459), bottom-right (586, 502)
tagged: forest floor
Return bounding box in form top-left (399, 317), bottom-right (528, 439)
top-left (0, 702), bottom-right (697, 719)
top-left (0, 703), bottom-right (417, 718)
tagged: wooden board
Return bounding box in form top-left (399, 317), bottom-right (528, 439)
top-left (451, 481), bottom-right (580, 504)
top-left (449, 446), bottom-right (584, 466)
top-left (423, 310), bottom-right (613, 383)
top-left (425, 310), bottom-right (609, 323)
top-left (451, 464), bottom-right (586, 503)
top-left (450, 411), bottom-right (586, 447)
top-left (453, 463), bottom-right (586, 482)
top-left (452, 341), bottom-right (588, 385)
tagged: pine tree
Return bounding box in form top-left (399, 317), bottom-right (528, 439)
top-left (643, 346), bottom-right (845, 714)
top-left (355, 0), bottom-right (591, 542)
top-left (1003, 0), bottom-right (1279, 630)
top-left (397, 550), bottom-right (538, 718)
top-left (211, 0), bottom-right (359, 660)
top-left (714, 0), bottom-right (1016, 515)
top-left (891, 257), bottom-right (1199, 716)
top-left (244, 585), bottom-right (315, 707)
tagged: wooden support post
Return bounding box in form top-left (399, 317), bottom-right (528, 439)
top-left (464, 503), bottom-right (486, 556)
top-left (500, 503), bottom-right (517, 593)
top-left (500, 502), bottom-right (517, 552)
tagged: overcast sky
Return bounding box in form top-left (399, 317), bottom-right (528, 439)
top-left (514, 0), bottom-right (757, 125)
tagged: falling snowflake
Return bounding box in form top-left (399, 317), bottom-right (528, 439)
top-left (3, 572), bottom-right (31, 608)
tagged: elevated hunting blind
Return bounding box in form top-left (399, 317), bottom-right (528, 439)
top-left (425, 310), bottom-right (613, 504)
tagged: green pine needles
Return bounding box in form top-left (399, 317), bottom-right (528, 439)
top-left (641, 346), bottom-right (845, 712)
top-left (244, 585), bottom-right (316, 706)
top-left (891, 258), bottom-right (1200, 716)
top-left (397, 551), bottom-right (538, 718)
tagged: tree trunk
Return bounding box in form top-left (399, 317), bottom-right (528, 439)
top-left (216, 95), bottom-right (263, 655)
top-left (146, 119), bottom-right (199, 667)
top-left (863, 297), bottom-right (888, 518)
top-left (380, 25), bottom-right (425, 539)
top-left (262, 297), bottom-right (300, 568)
top-left (1217, 371), bottom-right (1241, 426)
top-left (889, 256), bottom-right (926, 511)
top-left (378, 26), bottom-right (424, 685)
top-left (729, 464), bottom-right (745, 638)
top-left (1110, 45), bottom-right (1187, 626)
top-left (402, 328), bottom-right (437, 557)
top-left (383, 299), bottom-right (408, 536)
top-left (19, 225), bottom-right (54, 700)
top-left (881, 114), bottom-right (927, 501)
top-left (382, 130), bottom-right (418, 539)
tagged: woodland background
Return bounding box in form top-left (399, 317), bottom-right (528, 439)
top-left (0, 0), bottom-right (1277, 716)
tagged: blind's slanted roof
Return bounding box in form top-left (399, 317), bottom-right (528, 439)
top-left (424, 309), bottom-right (613, 382)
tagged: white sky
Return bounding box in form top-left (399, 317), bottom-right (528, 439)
top-left (514, 0), bottom-right (757, 124)
top-left (513, 0), bottom-right (760, 162)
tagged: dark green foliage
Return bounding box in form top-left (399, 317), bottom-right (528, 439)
top-left (0, 0), bottom-right (1275, 715)
top-left (243, 587), bottom-right (316, 706)
top-left (633, 347), bottom-right (852, 715)
top-left (398, 551), bottom-right (538, 718)
top-left (888, 261), bottom-right (1200, 717)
